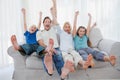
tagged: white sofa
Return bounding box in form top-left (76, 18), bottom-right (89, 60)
top-left (8, 27), bottom-right (120, 80)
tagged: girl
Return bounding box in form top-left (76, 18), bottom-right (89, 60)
top-left (73, 12), bottom-right (116, 67)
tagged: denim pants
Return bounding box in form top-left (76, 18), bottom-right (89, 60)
top-left (41, 48), bottom-right (64, 75)
top-left (78, 47), bottom-right (104, 61)
top-left (20, 44), bottom-right (44, 55)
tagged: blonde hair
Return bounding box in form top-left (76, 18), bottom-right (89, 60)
top-left (63, 22), bottom-right (71, 31)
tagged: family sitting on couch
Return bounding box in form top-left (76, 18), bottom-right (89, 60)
top-left (10, 0), bottom-right (116, 80)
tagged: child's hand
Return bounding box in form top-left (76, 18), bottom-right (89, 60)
top-left (50, 7), bottom-right (54, 15)
top-left (92, 22), bottom-right (97, 28)
top-left (75, 11), bottom-right (79, 16)
top-left (52, 0), bottom-right (56, 3)
top-left (21, 8), bottom-right (26, 14)
top-left (50, 7), bottom-right (53, 12)
top-left (88, 13), bottom-right (91, 18)
top-left (40, 11), bottom-right (42, 16)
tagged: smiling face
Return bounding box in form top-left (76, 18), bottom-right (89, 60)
top-left (63, 22), bottom-right (71, 34)
top-left (29, 25), bottom-right (37, 33)
top-left (43, 17), bottom-right (51, 31)
top-left (77, 26), bottom-right (86, 37)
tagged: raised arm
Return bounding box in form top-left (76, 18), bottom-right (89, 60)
top-left (37, 11), bottom-right (42, 30)
top-left (86, 13), bottom-right (92, 36)
top-left (52, 0), bottom-right (57, 18)
top-left (21, 8), bottom-right (27, 31)
top-left (72, 11), bottom-right (79, 37)
top-left (51, 0), bottom-right (58, 25)
top-left (91, 22), bottom-right (96, 29)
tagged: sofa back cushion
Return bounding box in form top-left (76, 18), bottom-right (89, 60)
top-left (89, 27), bottom-right (103, 48)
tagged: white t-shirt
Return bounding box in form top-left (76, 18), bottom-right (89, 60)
top-left (37, 26), bottom-right (59, 48)
top-left (60, 31), bottom-right (74, 52)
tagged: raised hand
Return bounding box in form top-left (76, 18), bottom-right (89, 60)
top-left (38, 11), bottom-right (42, 30)
top-left (21, 8), bottom-right (26, 14)
top-left (40, 11), bottom-right (42, 15)
top-left (52, 0), bottom-right (56, 3)
top-left (21, 8), bottom-right (27, 31)
top-left (50, 7), bottom-right (53, 14)
top-left (75, 11), bottom-right (79, 16)
top-left (92, 22), bottom-right (97, 28)
top-left (86, 13), bottom-right (92, 36)
top-left (73, 11), bottom-right (79, 37)
top-left (88, 13), bottom-right (92, 18)
top-left (40, 11), bottom-right (42, 18)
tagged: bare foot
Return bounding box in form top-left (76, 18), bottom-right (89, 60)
top-left (87, 54), bottom-right (95, 67)
top-left (109, 55), bottom-right (116, 66)
top-left (11, 35), bottom-right (20, 50)
top-left (44, 53), bottom-right (53, 75)
top-left (61, 60), bottom-right (75, 79)
top-left (67, 61), bottom-right (75, 72)
top-left (82, 61), bottom-right (89, 70)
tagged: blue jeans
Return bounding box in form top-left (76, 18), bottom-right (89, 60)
top-left (78, 47), bottom-right (104, 61)
top-left (20, 44), bottom-right (44, 55)
top-left (41, 48), bottom-right (64, 75)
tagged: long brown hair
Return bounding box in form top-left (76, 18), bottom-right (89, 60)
top-left (77, 26), bottom-right (92, 47)
top-left (76, 26), bottom-right (87, 36)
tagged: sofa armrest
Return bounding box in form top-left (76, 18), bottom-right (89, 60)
top-left (98, 39), bottom-right (120, 56)
top-left (7, 46), bottom-right (26, 69)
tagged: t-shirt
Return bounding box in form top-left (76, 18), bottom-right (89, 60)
top-left (74, 35), bottom-right (88, 51)
top-left (60, 31), bottom-right (74, 52)
top-left (24, 29), bottom-right (38, 44)
top-left (36, 26), bottom-right (59, 48)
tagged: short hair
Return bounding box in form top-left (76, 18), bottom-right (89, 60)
top-left (43, 16), bottom-right (51, 23)
top-left (63, 22), bottom-right (71, 32)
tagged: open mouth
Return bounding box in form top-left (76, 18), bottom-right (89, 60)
top-left (46, 25), bottom-right (50, 27)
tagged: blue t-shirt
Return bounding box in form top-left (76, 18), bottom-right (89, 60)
top-left (73, 35), bottom-right (88, 51)
top-left (24, 29), bottom-right (38, 44)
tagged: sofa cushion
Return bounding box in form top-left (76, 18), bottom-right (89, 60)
top-left (26, 52), bottom-right (43, 69)
top-left (89, 27), bottom-right (103, 48)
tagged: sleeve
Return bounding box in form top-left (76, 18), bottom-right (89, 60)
top-left (36, 29), bottom-right (39, 32)
top-left (24, 31), bottom-right (29, 36)
top-left (52, 24), bottom-right (62, 35)
top-left (73, 35), bottom-right (77, 40)
top-left (36, 31), bottom-right (42, 41)
top-left (35, 29), bottom-right (39, 34)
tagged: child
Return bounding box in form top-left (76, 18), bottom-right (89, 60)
top-left (11, 8), bottom-right (44, 55)
top-left (73, 12), bottom-right (116, 67)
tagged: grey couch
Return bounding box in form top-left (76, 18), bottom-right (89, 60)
top-left (8, 27), bottom-right (120, 80)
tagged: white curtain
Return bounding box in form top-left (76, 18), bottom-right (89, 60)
top-left (87, 0), bottom-right (120, 41)
top-left (0, 0), bottom-right (23, 67)
top-left (25, 0), bottom-right (120, 42)
top-left (0, 0), bottom-right (120, 67)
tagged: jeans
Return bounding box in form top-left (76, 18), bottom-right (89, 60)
top-left (78, 47), bottom-right (104, 61)
top-left (20, 44), bottom-right (44, 55)
top-left (42, 48), bottom-right (64, 75)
